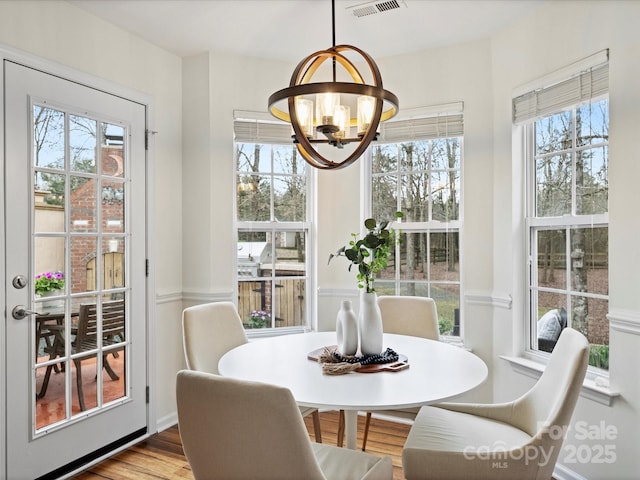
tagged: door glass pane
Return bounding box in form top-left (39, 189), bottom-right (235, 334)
top-left (102, 123), bottom-right (125, 177)
top-left (33, 102), bottom-right (130, 431)
top-left (102, 348), bottom-right (126, 406)
top-left (101, 179), bottom-right (125, 232)
top-left (71, 236), bottom-right (97, 293)
top-left (70, 173), bottom-right (96, 233)
top-left (70, 115), bottom-right (97, 173)
top-left (34, 307), bottom-right (69, 428)
top-left (35, 363), bottom-right (65, 430)
top-left (102, 243), bottom-right (125, 289)
top-left (34, 238), bottom-right (66, 294)
top-left (35, 171), bottom-right (66, 219)
top-left (33, 106), bottom-right (65, 169)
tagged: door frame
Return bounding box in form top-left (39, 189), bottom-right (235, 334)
top-left (0, 44), bottom-right (158, 477)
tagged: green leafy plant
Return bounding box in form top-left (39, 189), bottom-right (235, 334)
top-left (438, 317), bottom-right (454, 335)
top-left (329, 212), bottom-right (403, 293)
top-left (247, 310), bottom-right (271, 329)
top-left (34, 271), bottom-right (65, 296)
top-left (589, 344), bottom-right (609, 370)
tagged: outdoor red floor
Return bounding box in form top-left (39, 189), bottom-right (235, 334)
top-left (34, 353), bottom-right (125, 429)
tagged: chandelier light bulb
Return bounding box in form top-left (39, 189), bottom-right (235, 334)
top-left (295, 97), bottom-right (314, 138)
top-left (357, 95), bottom-right (375, 136)
top-left (334, 105), bottom-right (350, 141)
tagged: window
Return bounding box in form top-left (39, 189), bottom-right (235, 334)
top-left (234, 114), bottom-right (312, 332)
top-left (368, 105), bottom-right (464, 337)
top-left (516, 58), bottom-right (609, 370)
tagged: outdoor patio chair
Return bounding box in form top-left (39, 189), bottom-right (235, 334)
top-left (37, 299), bottom-right (126, 411)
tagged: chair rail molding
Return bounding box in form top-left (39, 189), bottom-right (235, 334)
top-left (464, 290), bottom-right (512, 310)
top-left (180, 290), bottom-right (235, 304)
top-left (155, 290), bottom-right (183, 305)
top-left (317, 287), bottom-right (360, 298)
top-left (608, 309), bottom-right (640, 335)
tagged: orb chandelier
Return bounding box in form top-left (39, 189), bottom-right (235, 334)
top-left (268, 0), bottom-right (399, 170)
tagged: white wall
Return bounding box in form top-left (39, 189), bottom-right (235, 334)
top-left (1, 1), bottom-right (639, 478)
top-left (491, 2), bottom-right (640, 479)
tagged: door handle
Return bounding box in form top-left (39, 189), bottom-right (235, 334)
top-left (12, 305), bottom-right (38, 320)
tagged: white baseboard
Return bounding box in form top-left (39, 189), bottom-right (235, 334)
top-left (156, 411), bottom-right (178, 433)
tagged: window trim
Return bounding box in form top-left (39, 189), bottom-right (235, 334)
top-left (233, 113), bottom-right (315, 336)
top-left (500, 354), bottom-right (619, 406)
top-left (515, 55), bottom-right (611, 388)
top-left (523, 105), bottom-right (610, 372)
top-left (363, 104), bottom-right (464, 338)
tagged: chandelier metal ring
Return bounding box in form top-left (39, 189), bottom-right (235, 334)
top-left (268, 43), bottom-right (398, 170)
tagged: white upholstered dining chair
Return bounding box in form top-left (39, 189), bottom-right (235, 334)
top-left (182, 301), bottom-right (322, 442)
top-left (402, 327), bottom-right (589, 480)
top-left (339, 295), bottom-right (440, 450)
top-left (176, 370), bottom-right (393, 480)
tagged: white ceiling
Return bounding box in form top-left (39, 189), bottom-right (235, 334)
top-left (68, 0), bottom-right (548, 62)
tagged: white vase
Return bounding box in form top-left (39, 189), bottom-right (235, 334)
top-left (336, 300), bottom-right (358, 356)
top-left (358, 291), bottom-right (383, 355)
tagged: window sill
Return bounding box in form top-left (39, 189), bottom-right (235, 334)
top-left (500, 355), bottom-right (619, 406)
top-left (440, 335), bottom-right (471, 351)
top-left (245, 326), bottom-right (309, 340)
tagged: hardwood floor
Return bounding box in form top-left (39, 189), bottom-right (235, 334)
top-left (73, 411), bottom-right (410, 480)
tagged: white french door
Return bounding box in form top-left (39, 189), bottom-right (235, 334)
top-left (4, 61), bottom-right (148, 479)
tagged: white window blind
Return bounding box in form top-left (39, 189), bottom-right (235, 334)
top-left (380, 113), bottom-right (463, 142)
top-left (234, 119), bottom-right (293, 145)
top-left (234, 106), bottom-right (464, 145)
top-left (513, 62), bottom-right (609, 125)
top-left (379, 102), bottom-right (464, 143)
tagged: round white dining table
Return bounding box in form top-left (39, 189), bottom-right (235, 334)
top-left (218, 331), bottom-right (488, 449)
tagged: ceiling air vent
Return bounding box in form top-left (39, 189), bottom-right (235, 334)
top-left (347, 0), bottom-right (407, 18)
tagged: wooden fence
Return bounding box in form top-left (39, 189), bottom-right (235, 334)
top-left (237, 279), bottom-right (306, 328)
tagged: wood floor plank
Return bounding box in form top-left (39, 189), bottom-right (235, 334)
top-left (73, 411), bottom-right (409, 480)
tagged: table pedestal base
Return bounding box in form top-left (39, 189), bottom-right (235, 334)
top-left (344, 410), bottom-right (358, 449)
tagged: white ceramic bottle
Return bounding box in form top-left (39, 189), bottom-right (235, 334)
top-left (336, 299), bottom-right (358, 355)
top-left (359, 291), bottom-right (383, 355)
